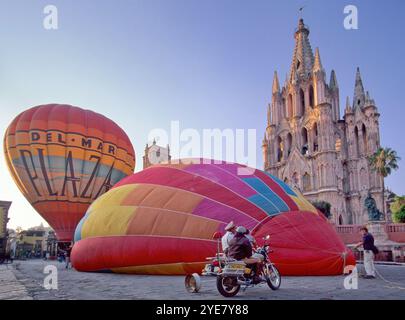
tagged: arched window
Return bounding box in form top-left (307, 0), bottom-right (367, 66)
top-left (282, 98), bottom-right (286, 118)
top-left (277, 136), bottom-right (283, 162)
top-left (309, 85), bottom-right (315, 108)
top-left (362, 124), bottom-right (368, 155)
top-left (313, 123), bottom-right (319, 152)
top-left (299, 89), bottom-right (305, 116)
top-left (354, 126), bottom-right (359, 157)
top-left (301, 127), bottom-right (309, 155)
top-left (303, 172), bottom-right (311, 192)
top-left (288, 94), bottom-right (293, 118)
top-left (286, 133), bottom-right (292, 157)
top-left (338, 215), bottom-right (343, 225)
top-left (292, 172), bottom-right (299, 188)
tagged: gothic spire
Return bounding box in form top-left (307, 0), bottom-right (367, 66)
top-left (345, 96), bottom-right (353, 114)
top-left (313, 48), bottom-right (323, 73)
top-left (290, 18), bottom-right (314, 82)
top-left (353, 67), bottom-right (366, 109)
top-left (272, 71), bottom-right (280, 94)
top-left (329, 70), bottom-right (338, 90)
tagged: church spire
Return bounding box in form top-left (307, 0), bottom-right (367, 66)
top-left (353, 67), bottom-right (366, 109)
top-left (313, 48), bottom-right (323, 73)
top-left (272, 71), bottom-right (280, 94)
top-left (290, 18), bottom-right (314, 82)
top-left (345, 96), bottom-right (353, 114)
top-left (329, 70), bottom-right (338, 90)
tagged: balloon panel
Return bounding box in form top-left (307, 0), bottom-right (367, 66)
top-left (72, 160), bottom-right (354, 275)
top-left (4, 104), bottom-right (135, 240)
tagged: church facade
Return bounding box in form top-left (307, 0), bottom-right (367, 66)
top-left (262, 19), bottom-right (384, 225)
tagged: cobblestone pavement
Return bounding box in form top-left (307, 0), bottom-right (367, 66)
top-left (3, 259), bottom-right (404, 300)
top-left (0, 264), bottom-right (32, 300)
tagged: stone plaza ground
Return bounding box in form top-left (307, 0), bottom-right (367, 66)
top-left (0, 259), bottom-right (404, 300)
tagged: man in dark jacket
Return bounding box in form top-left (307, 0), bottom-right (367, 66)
top-left (228, 226), bottom-right (262, 284)
top-left (355, 227), bottom-right (377, 279)
top-left (228, 226), bottom-right (252, 260)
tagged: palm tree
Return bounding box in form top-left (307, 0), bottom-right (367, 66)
top-left (368, 147), bottom-right (400, 218)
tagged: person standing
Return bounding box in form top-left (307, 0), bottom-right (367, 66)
top-left (221, 221), bottom-right (236, 255)
top-left (65, 244), bottom-right (73, 269)
top-left (355, 227), bottom-right (378, 279)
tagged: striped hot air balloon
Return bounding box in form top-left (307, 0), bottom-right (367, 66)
top-left (72, 159), bottom-right (354, 276)
top-left (3, 104), bottom-right (135, 241)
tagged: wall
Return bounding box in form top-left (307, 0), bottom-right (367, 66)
top-left (335, 223), bottom-right (405, 244)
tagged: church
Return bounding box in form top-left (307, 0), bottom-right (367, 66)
top-left (262, 19), bottom-right (383, 225)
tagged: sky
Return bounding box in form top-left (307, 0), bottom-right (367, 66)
top-left (0, 0), bottom-right (404, 229)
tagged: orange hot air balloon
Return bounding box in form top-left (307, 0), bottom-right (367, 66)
top-left (3, 104), bottom-right (135, 241)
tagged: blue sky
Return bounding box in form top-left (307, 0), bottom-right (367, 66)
top-left (0, 0), bottom-right (404, 228)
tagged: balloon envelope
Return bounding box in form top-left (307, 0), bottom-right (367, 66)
top-left (3, 104), bottom-right (135, 241)
top-left (72, 159), bottom-right (354, 275)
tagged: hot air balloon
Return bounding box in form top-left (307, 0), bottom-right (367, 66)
top-left (3, 104), bottom-right (135, 241)
top-left (72, 159), bottom-right (354, 276)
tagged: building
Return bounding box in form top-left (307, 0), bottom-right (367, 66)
top-left (15, 224), bottom-right (53, 258)
top-left (0, 201), bottom-right (12, 259)
top-left (262, 19), bottom-right (383, 225)
top-left (143, 139), bottom-right (171, 169)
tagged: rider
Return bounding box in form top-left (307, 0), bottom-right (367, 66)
top-left (244, 229), bottom-right (257, 248)
top-left (228, 226), bottom-right (262, 283)
top-left (222, 221), bottom-right (236, 255)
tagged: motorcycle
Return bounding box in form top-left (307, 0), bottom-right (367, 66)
top-left (216, 235), bottom-right (281, 297)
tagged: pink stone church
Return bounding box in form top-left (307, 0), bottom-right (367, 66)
top-left (262, 19), bottom-right (383, 225)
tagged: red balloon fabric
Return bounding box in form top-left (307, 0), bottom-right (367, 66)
top-left (72, 159), bottom-right (355, 275)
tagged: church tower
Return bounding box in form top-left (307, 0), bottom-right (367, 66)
top-left (263, 19), bottom-right (384, 224)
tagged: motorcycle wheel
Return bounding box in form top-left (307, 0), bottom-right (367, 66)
top-left (265, 264), bottom-right (281, 290)
top-left (216, 275), bottom-right (240, 297)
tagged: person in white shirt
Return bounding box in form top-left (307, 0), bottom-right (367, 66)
top-left (221, 221), bottom-right (236, 254)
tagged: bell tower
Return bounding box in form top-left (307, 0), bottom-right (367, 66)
top-left (262, 18), bottom-right (385, 224)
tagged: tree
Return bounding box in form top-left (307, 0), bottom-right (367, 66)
top-left (391, 196), bottom-right (405, 223)
top-left (311, 201), bottom-right (331, 219)
top-left (368, 147), bottom-right (400, 218)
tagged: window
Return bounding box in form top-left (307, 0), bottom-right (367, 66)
top-left (286, 133), bottom-right (292, 157)
top-left (362, 124), bottom-right (368, 155)
top-left (313, 123), bottom-right (319, 152)
top-left (309, 85), bottom-right (315, 107)
top-left (354, 126), bottom-right (359, 157)
top-left (299, 89), bottom-right (305, 116)
top-left (303, 173), bottom-right (311, 192)
top-left (301, 127), bottom-right (309, 155)
top-left (277, 136), bottom-right (283, 162)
